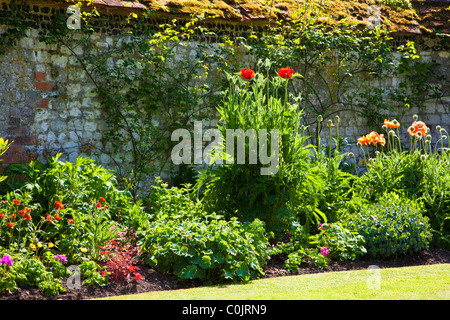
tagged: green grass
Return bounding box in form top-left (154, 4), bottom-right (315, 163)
top-left (100, 263), bottom-right (450, 300)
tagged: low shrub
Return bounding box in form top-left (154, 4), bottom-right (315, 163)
top-left (10, 255), bottom-right (66, 296)
top-left (143, 179), bottom-right (270, 283)
top-left (345, 193), bottom-right (433, 258)
top-left (78, 260), bottom-right (110, 288)
top-left (310, 222), bottom-right (367, 261)
top-left (144, 215), bottom-right (269, 283)
top-left (100, 228), bottom-right (142, 282)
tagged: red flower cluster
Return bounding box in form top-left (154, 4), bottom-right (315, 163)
top-left (55, 201), bottom-right (65, 210)
top-left (100, 229), bottom-right (141, 283)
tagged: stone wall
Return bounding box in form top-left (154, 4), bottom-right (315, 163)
top-left (0, 0), bottom-right (449, 176)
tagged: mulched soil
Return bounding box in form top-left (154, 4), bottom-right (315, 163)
top-left (1, 247), bottom-right (449, 300)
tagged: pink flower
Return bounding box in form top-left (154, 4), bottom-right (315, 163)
top-left (1, 255), bottom-right (13, 266)
top-left (320, 247), bottom-right (330, 256)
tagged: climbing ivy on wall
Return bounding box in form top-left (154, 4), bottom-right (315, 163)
top-left (37, 7), bottom-right (234, 197)
top-left (0, 1), bottom-right (28, 54)
top-left (242, 3), bottom-right (448, 136)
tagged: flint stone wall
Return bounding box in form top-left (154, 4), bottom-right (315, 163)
top-left (0, 1), bottom-right (449, 175)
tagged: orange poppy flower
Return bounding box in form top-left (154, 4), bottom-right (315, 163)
top-left (357, 135), bottom-right (370, 146)
top-left (368, 131), bottom-right (386, 147)
top-left (384, 119), bottom-right (400, 129)
top-left (409, 121), bottom-right (429, 138)
top-left (358, 131), bottom-right (385, 147)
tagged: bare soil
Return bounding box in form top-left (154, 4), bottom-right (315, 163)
top-left (1, 247), bottom-right (449, 300)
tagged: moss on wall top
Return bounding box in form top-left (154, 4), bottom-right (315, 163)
top-left (3, 0), bottom-right (450, 35)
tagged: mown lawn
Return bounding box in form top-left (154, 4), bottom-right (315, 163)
top-left (100, 263), bottom-right (450, 300)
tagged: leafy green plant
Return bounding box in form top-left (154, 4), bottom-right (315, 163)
top-left (21, 154), bottom-right (133, 213)
top-left (12, 256), bottom-right (66, 296)
top-left (38, 11), bottom-right (228, 196)
top-left (78, 260), bottom-right (110, 288)
top-left (195, 62), bottom-right (326, 232)
top-left (0, 138), bottom-right (12, 184)
top-left (143, 180), bottom-right (270, 284)
top-left (421, 149), bottom-right (450, 249)
top-left (310, 223), bottom-right (366, 261)
top-left (354, 118), bottom-right (450, 249)
top-left (346, 193), bottom-right (432, 258)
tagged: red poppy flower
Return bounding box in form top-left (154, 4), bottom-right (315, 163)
top-left (0, 212), bottom-right (4, 219)
top-left (278, 67), bottom-right (294, 79)
top-left (240, 68), bottom-right (255, 80)
top-left (99, 197), bottom-right (106, 202)
top-left (25, 207), bottom-right (32, 212)
top-left (11, 214), bottom-right (16, 220)
top-left (55, 201), bottom-right (65, 210)
top-left (46, 214), bottom-right (52, 222)
top-left (19, 209), bottom-right (25, 216)
top-left (7, 222), bottom-right (14, 228)
top-left (13, 199), bottom-right (20, 205)
top-left (68, 218), bottom-right (74, 224)
top-left (24, 214), bottom-right (31, 221)
top-left (96, 202), bottom-right (101, 208)
top-left (54, 213), bottom-right (61, 221)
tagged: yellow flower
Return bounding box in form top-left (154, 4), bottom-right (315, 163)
top-left (48, 242), bottom-right (54, 248)
top-left (80, 247), bottom-right (87, 253)
top-left (37, 242), bottom-right (42, 248)
top-left (29, 243), bottom-right (36, 250)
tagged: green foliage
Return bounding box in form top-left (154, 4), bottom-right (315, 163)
top-left (312, 117), bottom-right (356, 223)
top-left (353, 125), bottom-right (450, 249)
top-left (0, 154), bottom-right (150, 262)
top-left (78, 260), bottom-right (110, 288)
top-left (246, 4), bottom-right (397, 129)
top-left (346, 193), bottom-right (433, 258)
top-left (195, 62), bottom-right (325, 232)
top-left (21, 153), bottom-right (133, 213)
top-left (421, 150), bottom-right (450, 249)
top-left (0, 2), bottom-right (28, 55)
top-left (38, 12), bottom-right (230, 196)
top-left (0, 138), bottom-right (12, 184)
top-left (143, 179), bottom-right (270, 284)
top-left (353, 150), bottom-right (425, 201)
top-left (11, 256), bottom-right (66, 296)
top-left (310, 223), bottom-right (367, 261)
